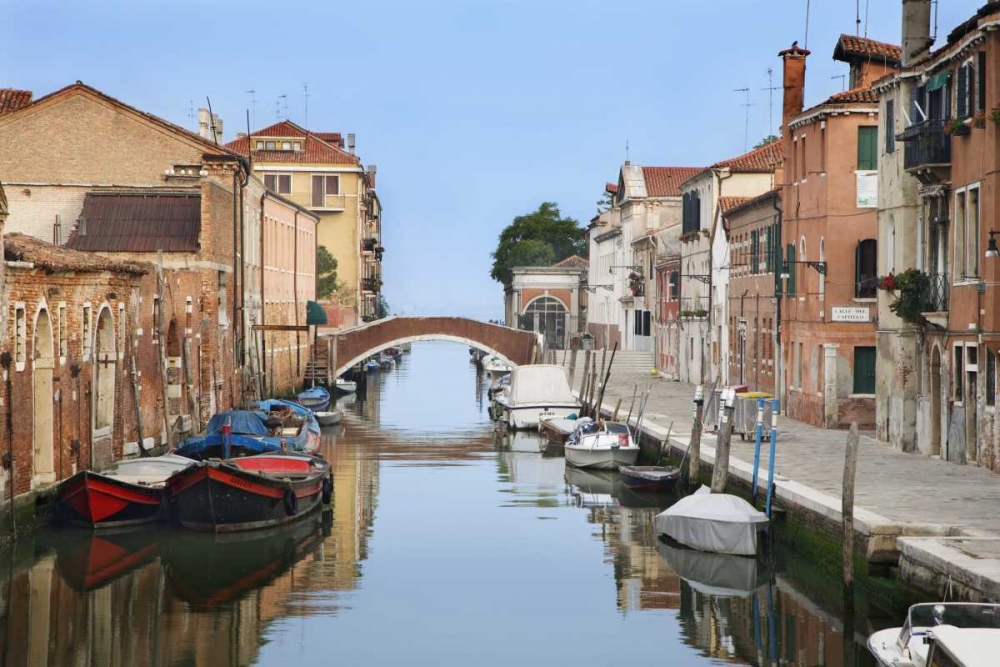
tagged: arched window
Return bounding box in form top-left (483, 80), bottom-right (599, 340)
top-left (521, 297), bottom-right (569, 349)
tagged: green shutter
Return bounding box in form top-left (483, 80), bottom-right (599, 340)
top-left (853, 347), bottom-right (876, 394)
top-left (857, 127), bottom-right (877, 170)
top-left (786, 244), bottom-right (796, 295)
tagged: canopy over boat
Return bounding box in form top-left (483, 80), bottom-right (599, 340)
top-left (929, 627), bottom-right (1000, 667)
top-left (508, 365), bottom-right (576, 406)
top-left (655, 488), bottom-right (769, 556)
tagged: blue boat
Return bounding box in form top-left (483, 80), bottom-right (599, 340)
top-left (364, 359), bottom-right (380, 373)
top-left (176, 402), bottom-right (320, 460)
top-left (297, 386), bottom-right (331, 412)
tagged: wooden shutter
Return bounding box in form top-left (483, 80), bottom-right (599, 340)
top-left (643, 310), bottom-right (651, 337)
top-left (311, 175), bottom-right (325, 207)
top-left (326, 175), bottom-right (339, 196)
top-left (958, 65), bottom-right (968, 118)
top-left (857, 127), bottom-right (877, 170)
top-left (885, 99), bottom-right (895, 154)
top-left (979, 52), bottom-right (988, 112)
top-left (786, 244), bottom-right (796, 295)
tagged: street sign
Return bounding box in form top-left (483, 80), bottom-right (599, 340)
top-left (831, 306), bottom-right (870, 323)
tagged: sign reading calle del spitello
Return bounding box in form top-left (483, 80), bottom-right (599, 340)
top-left (830, 306), bottom-right (871, 323)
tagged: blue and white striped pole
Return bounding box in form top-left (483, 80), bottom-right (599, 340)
top-left (765, 399), bottom-right (779, 518)
top-left (751, 398), bottom-right (765, 505)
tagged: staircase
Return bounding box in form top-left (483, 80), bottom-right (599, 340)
top-left (304, 342), bottom-right (331, 386)
top-left (553, 349), bottom-right (656, 385)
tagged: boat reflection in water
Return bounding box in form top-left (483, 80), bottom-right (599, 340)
top-left (45, 527), bottom-right (164, 592)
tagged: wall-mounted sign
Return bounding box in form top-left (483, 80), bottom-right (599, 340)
top-left (857, 172), bottom-right (878, 208)
top-left (831, 306), bottom-right (870, 323)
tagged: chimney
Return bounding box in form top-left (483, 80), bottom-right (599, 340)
top-left (366, 164), bottom-right (377, 189)
top-left (902, 0), bottom-right (933, 67)
top-left (779, 43), bottom-right (810, 131)
top-left (212, 114), bottom-right (223, 143)
top-left (236, 132), bottom-right (247, 140)
top-left (198, 108), bottom-right (211, 139)
top-left (347, 133), bottom-right (356, 155)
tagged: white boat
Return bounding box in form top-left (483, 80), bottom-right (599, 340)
top-left (400, 342), bottom-right (412, 352)
top-left (334, 378), bottom-right (357, 394)
top-left (493, 364), bottom-right (580, 430)
top-left (564, 419), bottom-right (640, 470)
top-left (923, 626), bottom-right (1000, 667)
top-left (654, 487), bottom-right (769, 556)
top-left (484, 355), bottom-right (512, 381)
top-left (314, 410), bottom-right (343, 427)
top-left (868, 603), bottom-right (1000, 667)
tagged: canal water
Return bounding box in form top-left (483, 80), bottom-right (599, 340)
top-left (0, 341), bottom-right (905, 666)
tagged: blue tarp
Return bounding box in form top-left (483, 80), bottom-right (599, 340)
top-left (205, 410), bottom-right (270, 436)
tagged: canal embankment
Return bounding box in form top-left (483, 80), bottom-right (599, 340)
top-left (567, 364), bottom-right (1000, 602)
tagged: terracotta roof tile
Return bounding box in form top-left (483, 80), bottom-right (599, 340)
top-left (642, 167), bottom-right (705, 197)
top-left (710, 139), bottom-right (783, 173)
top-left (226, 122), bottom-right (359, 165)
top-left (722, 188), bottom-right (780, 218)
top-left (605, 182), bottom-right (618, 194)
top-left (67, 190), bottom-right (202, 253)
top-left (834, 34), bottom-right (902, 65)
top-left (0, 89), bottom-right (32, 115)
top-left (719, 196), bottom-right (752, 214)
top-left (6, 232), bottom-right (148, 273)
top-left (825, 87), bottom-right (879, 104)
top-left (553, 255), bottom-right (589, 269)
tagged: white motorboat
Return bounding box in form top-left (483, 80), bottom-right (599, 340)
top-left (923, 626), bottom-right (1000, 667)
top-left (334, 378), bottom-right (357, 394)
top-left (400, 342), bottom-right (412, 352)
top-left (654, 487), bottom-right (769, 556)
top-left (564, 419), bottom-right (640, 470)
top-left (493, 364), bottom-right (580, 430)
top-left (484, 355), bottom-right (512, 382)
top-left (868, 603), bottom-right (1000, 667)
top-left (314, 409), bottom-right (344, 427)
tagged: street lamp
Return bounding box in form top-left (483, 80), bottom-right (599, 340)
top-left (781, 260), bottom-right (827, 279)
top-left (986, 229), bottom-right (999, 259)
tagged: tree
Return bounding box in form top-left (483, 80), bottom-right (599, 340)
top-left (596, 190), bottom-right (614, 214)
top-left (490, 202), bottom-right (586, 288)
top-left (377, 295), bottom-right (390, 319)
top-left (754, 135), bottom-right (779, 149)
top-left (316, 247), bottom-right (339, 300)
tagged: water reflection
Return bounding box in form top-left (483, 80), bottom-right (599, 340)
top-left (0, 342), bottom-right (893, 666)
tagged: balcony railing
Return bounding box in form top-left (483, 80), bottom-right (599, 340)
top-left (901, 120), bottom-right (952, 172)
top-left (362, 277), bottom-right (381, 292)
top-left (923, 272), bottom-right (949, 312)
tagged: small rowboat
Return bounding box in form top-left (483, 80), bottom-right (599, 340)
top-left (619, 465), bottom-right (680, 492)
top-left (314, 410), bottom-right (343, 427)
top-left (334, 378), bottom-right (357, 394)
top-left (297, 386), bottom-right (332, 412)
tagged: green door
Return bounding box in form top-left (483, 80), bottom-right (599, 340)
top-left (853, 346), bottom-right (876, 394)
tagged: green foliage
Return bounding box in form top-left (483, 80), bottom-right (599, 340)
top-left (754, 135), bottom-right (779, 149)
top-left (490, 202), bottom-right (587, 287)
top-left (886, 268), bottom-right (931, 325)
top-left (316, 247), bottom-right (339, 300)
top-left (596, 190), bottom-right (614, 214)
top-left (378, 295), bottom-right (390, 319)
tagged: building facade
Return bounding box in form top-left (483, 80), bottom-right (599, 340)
top-left (506, 256), bottom-right (588, 350)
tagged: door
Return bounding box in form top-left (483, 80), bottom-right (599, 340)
top-left (930, 347), bottom-right (942, 456)
top-left (853, 347), bottom-right (876, 394)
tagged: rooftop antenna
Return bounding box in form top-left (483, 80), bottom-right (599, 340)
top-left (275, 98), bottom-right (281, 121)
top-left (205, 96), bottom-right (219, 145)
top-left (863, 0), bottom-right (870, 39)
top-left (279, 94), bottom-right (288, 120)
top-left (187, 100), bottom-right (194, 126)
top-left (246, 89), bottom-right (257, 130)
top-left (804, 0), bottom-right (811, 50)
top-left (303, 83), bottom-right (309, 130)
top-left (625, 139), bottom-right (630, 163)
top-left (932, 0), bottom-right (939, 41)
top-left (735, 87), bottom-right (752, 152)
top-left (762, 68), bottom-right (782, 137)
top-left (855, 0), bottom-right (861, 36)
top-left (831, 74), bottom-right (847, 91)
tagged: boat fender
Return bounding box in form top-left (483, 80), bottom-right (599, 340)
top-left (322, 476), bottom-right (333, 504)
top-left (283, 488), bottom-right (298, 516)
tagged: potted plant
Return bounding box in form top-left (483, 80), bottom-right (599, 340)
top-left (991, 106), bottom-right (1000, 126)
top-left (886, 268), bottom-right (932, 325)
top-left (628, 271), bottom-right (644, 296)
top-left (945, 118), bottom-right (970, 136)
top-left (975, 112), bottom-right (987, 129)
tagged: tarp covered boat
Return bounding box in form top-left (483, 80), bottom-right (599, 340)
top-left (494, 364), bottom-right (580, 430)
top-left (176, 402), bottom-right (320, 460)
top-left (654, 487), bottom-right (769, 556)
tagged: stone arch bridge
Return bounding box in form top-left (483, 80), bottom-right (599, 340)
top-left (319, 317), bottom-right (543, 379)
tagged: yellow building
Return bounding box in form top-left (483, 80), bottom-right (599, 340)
top-left (226, 121), bottom-right (383, 326)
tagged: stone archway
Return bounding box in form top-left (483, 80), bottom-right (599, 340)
top-left (32, 308), bottom-right (55, 484)
top-left (93, 306), bottom-right (116, 468)
top-left (930, 346), bottom-right (942, 456)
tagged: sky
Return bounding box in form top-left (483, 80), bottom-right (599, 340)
top-left (1, 0), bottom-right (984, 321)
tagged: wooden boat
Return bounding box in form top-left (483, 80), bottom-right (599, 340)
top-left (176, 401), bottom-right (320, 460)
top-left (297, 386), bottom-right (332, 412)
top-left (167, 453), bottom-right (332, 532)
top-left (314, 409), bottom-right (343, 427)
top-left (334, 378), bottom-right (357, 394)
top-left (619, 466), bottom-right (680, 492)
top-left (564, 420), bottom-right (640, 470)
top-left (868, 603), bottom-right (1000, 667)
top-left (57, 454), bottom-right (195, 529)
top-left (538, 417), bottom-right (577, 444)
top-left (386, 346), bottom-right (403, 360)
top-left (364, 359), bottom-right (380, 373)
top-left (378, 353), bottom-right (395, 369)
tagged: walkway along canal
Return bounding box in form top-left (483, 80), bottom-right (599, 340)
top-left (0, 342), bottom-right (928, 665)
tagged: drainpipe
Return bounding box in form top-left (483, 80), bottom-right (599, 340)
top-left (260, 192), bottom-right (267, 386)
top-left (773, 194), bottom-right (784, 411)
top-left (294, 210), bottom-right (300, 379)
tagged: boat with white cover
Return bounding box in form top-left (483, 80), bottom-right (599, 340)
top-left (654, 487), bottom-right (769, 556)
top-left (334, 378), bottom-right (357, 394)
top-left (484, 355), bottom-right (512, 383)
top-left (564, 419), bottom-right (640, 470)
top-left (867, 603), bottom-right (1000, 667)
top-left (922, 626), bottom-right (1000, 667)
top-left (493, 364), bottom-right (580, 430)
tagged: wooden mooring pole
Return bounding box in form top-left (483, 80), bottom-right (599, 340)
top-left (685, 384), bottom-right (706, 486)
top-left (842, 422), bottom-right (860, 585)
top-left (710, 390), bottom-right (736, 493)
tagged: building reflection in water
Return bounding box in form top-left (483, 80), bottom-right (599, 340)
top-left (0, 418), bottom-right (380, 666)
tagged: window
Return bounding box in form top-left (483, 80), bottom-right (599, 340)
top-left (957, 61), bottom-right (974, 119)
top-left (853, 347), bottom-right (876, 394)
top-left (294, 141), bottom-right (302, 151)
top-left (57, 303), bottom-right (67, 360)
top-left (282, 141), bottom-right (292, 150)
top-left (954, 345), bottom-right (964, 402)
top-left (792, 341), bottom-right (802, 389)
top-left (750, 230), bottom-right (760, 274)
top-left (13, 304), bottom-right (25, 369)
top-left (265, 141), bottom-right (276, 150)
top-left (82, 303), bottom-right (92, 360)
top-left (263, 173), bottom-right (291, 195)
top-left (885, 99), bottom-right (895, 154)
top-left (855, 239), bottom-right (878, 298)
top-left (152, 296), bottom-right (161, 341)
top-left (978, 51), bottom-right (987, 113)
top-left (955, 189), bottom-right (967, 279)
top-left (256, 141), bottom-right (264, 150)
top-left (987, 349), bottom-right (996, 407)
top-left (785, 244), bottom-right (796, 295)
top-left (311, 174), bottom-right (341, 207)
top-left (682, 192), bottom-right (701, 234)
top-left (857, 126), bottom-right (877, 171)
top-left (799, 136), bottom-right (807, 180)
top-left (955, 186), bottom-right (980, 279)
top-left (669, 271), bottom-right (679, 301)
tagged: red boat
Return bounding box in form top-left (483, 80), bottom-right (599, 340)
top-left (57, 454), bottom-right (194, 529)
top-left (167, 453), bottom-right (332, 533)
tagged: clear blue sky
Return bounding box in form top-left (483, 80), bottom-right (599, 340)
top-left (1, 0), bottom-right (982, 320)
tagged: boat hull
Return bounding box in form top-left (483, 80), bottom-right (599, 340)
top-left (504, 404), bottom-right (580, 430)
top-left (619, 466), bottom-right (680, 492)
top-left (334, 380), bottom-right (357, 395)
top-left (315, 410), bottom-right (343, 426)
top-left (58, 471), bottom-right (165, 529)
top-left (167, 460), bottom-right (328, 533)
top-left (867, 628), bottom-right (910, 667)
top-left (565, 445), bottom-right (640, 470)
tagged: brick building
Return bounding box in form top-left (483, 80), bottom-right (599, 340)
top-left (654, 254), bottom-right (680, 379)
top-left (776, 36), bottom-right (898, 428)
top-left (506, 255), bottom-right (588, 350)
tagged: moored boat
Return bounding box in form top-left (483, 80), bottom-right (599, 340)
top-left (314, 409), bottom-right (343, 427)
top-left (564, 419), bottom-right (640, 470)
top-left (538, 416), bottom-right (577, 444)
top-left (57, 453), bottom-right (195, 529)
top-left (176, 402), bottom-right (320, 460)
top-left (493, 364), bottom-right (580, 430)
top-left (922, 626), bottom-right (1000, 667)
top-left (364, 359), bottom-right (380, 373)
top-left (867, 603), bottom-right (1000, 667)
top-left (334, 377), bottom-right (357, 394)
top-left (379, 353), bottom-right (395, 369)
top-left (297, 386), bottom-right (332, 412)
top-left (654, 487), bottom-right (769, 556)
top-left (167, 453), bottom-right (332, 533)
top-left (619, 465), bottom-right (681, 492)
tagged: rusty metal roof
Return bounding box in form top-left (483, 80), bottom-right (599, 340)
top-left (5, 232), bottom-right (148, 274)
top-left (67, 190), bottom-right (202, 253)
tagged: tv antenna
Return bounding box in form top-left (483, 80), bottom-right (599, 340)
top-left (735, 87), bottom-right (752, 152)
top-left (246, 89), bottom-right (257, 130)
top-left (762, 69), bottom-right (782, 138)
top-left (278, 94), bottom-right (288, 120)
top-left (303, 84), bottom-right (309, 130)
top-left (831, 74), bottom-right (847, 91)
top-left (187, 100), bottom-right (194, 125)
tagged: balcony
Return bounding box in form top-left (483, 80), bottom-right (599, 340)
top-left (362, 237), bottom-right (377, 252)
top-left (900, 120), bottom-right (951, 184)
top-left (362, 277), bottom-right (382, 293)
